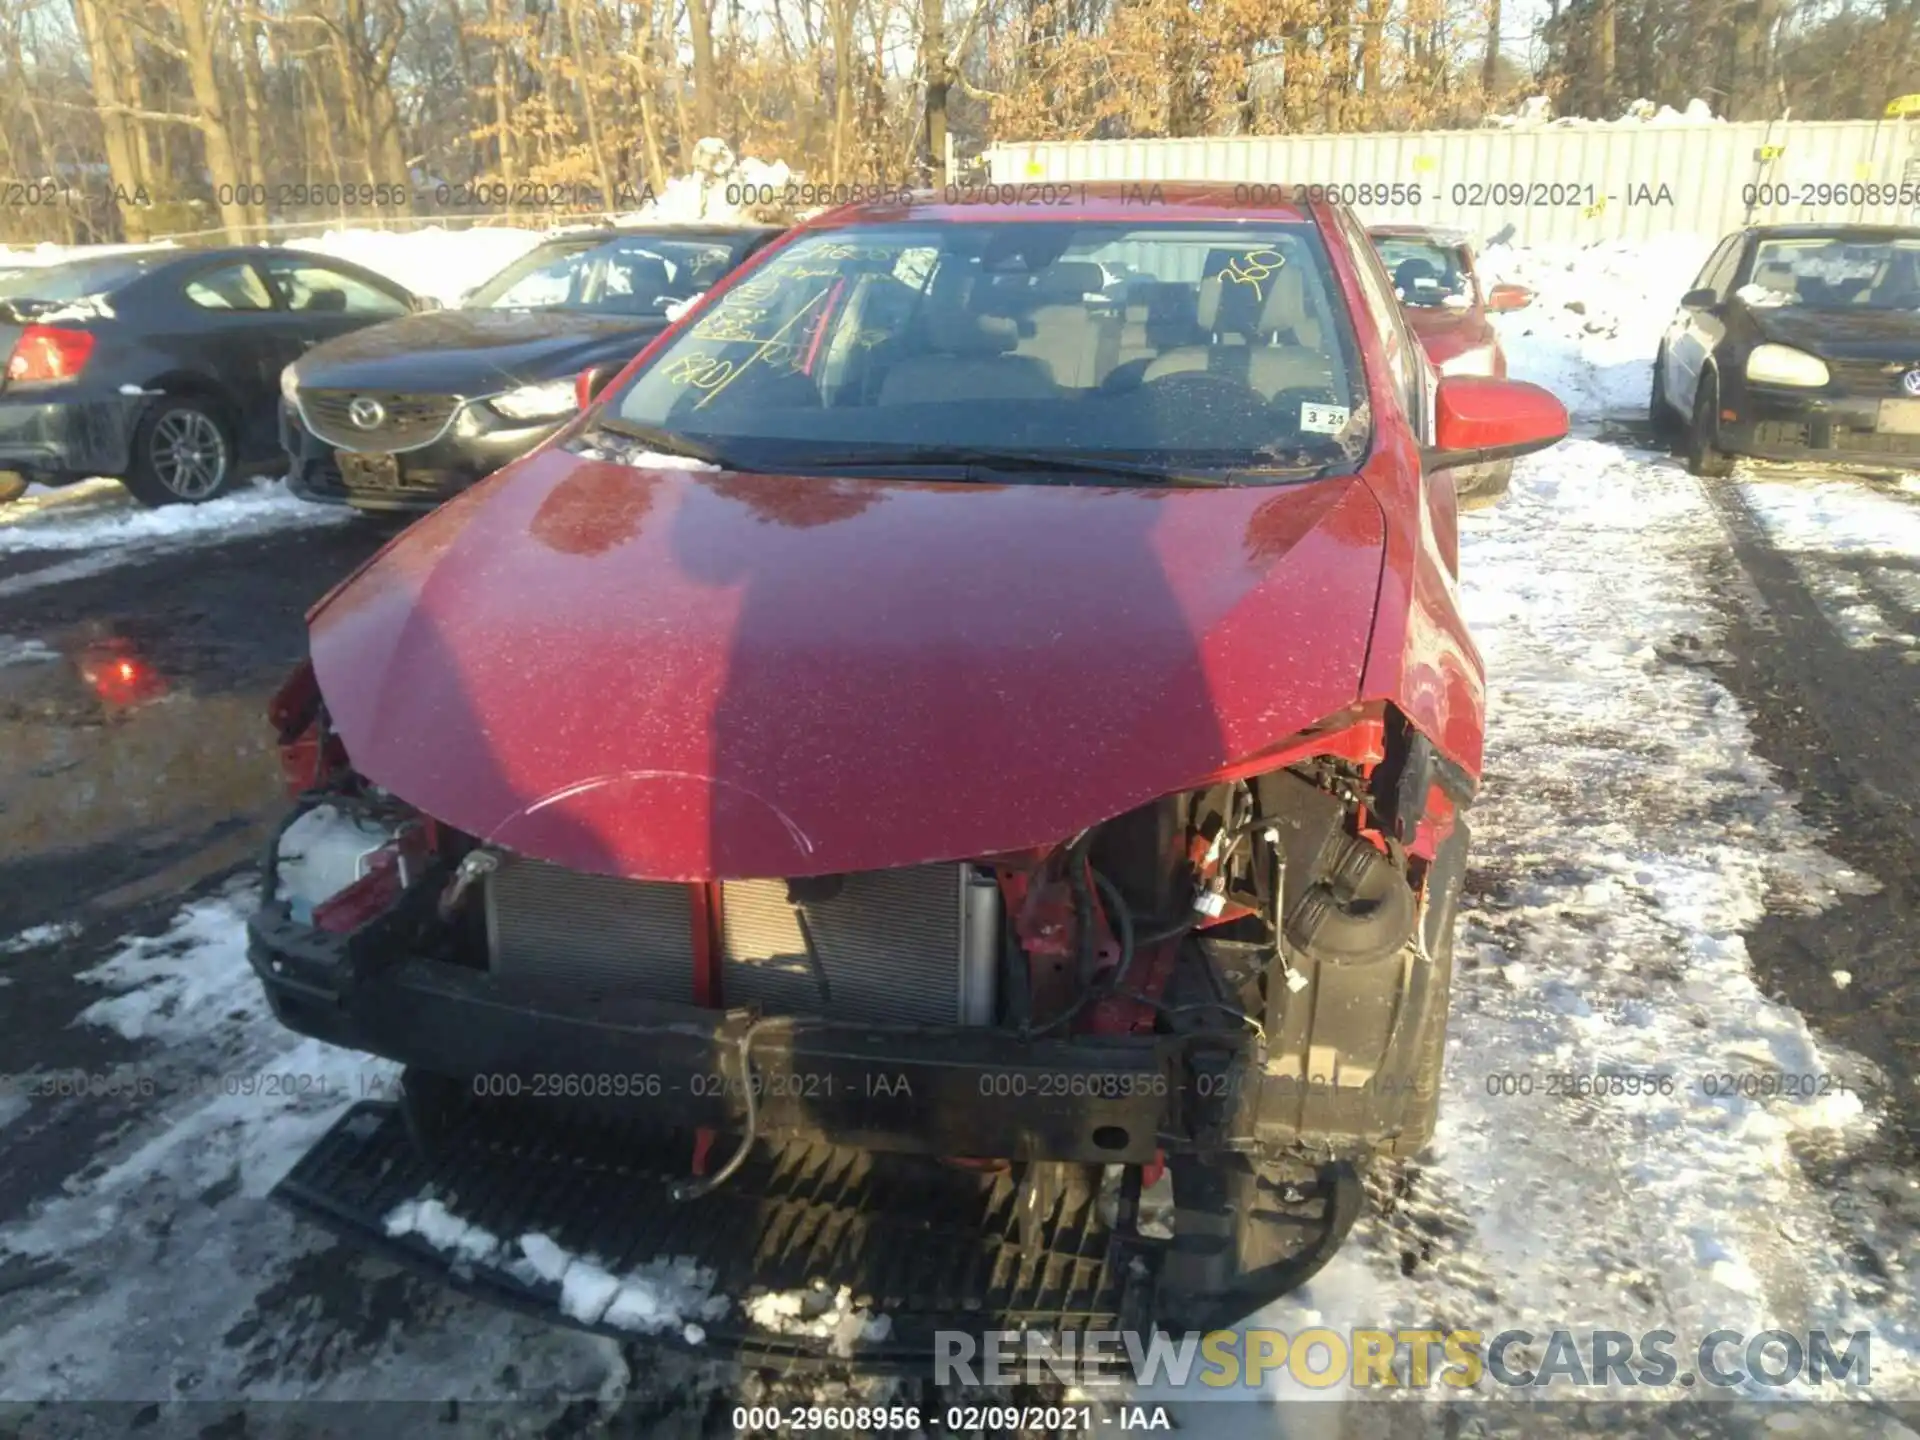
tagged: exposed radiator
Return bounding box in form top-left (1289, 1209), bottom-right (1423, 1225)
top-left (483, 856), bottom-right (1000, 1026)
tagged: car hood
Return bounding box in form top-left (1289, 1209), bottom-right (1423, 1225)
top-left (308, 449), bottom-right (1388, 881)
top-left (1753, 306), bottom-right (1920, 361)
top-left (292, 308), bottom-right (668, 393)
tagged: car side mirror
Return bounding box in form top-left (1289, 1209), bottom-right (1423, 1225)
top-left (1680, 287), bottom-right (1718, 311)
top-left (1423, 377), bottom-right (1568, 472)
top-left (1485, 283), bottom-right (1532, 312)
top-left (575, 364), bottom-right (617, 412)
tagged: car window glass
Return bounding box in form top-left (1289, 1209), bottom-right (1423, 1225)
top-left (264, 259), bottom-right (408, 316)
top-left (1692, 236), bottom-right (1736, 293)
top-left (183, 262), bottom-right (274, 312)
top-left (607, 220), bottom-right (1370, 476)
top-left (1704, 238), bottom-right (1745, 297)
top-left (1338, 212), bottom-right (1422, 430)
top-left (1371, 237), bottom-right (1473, 310)
top-left (1746, 237), bottom-right (1920, 309)
top-left (469, 236), bottom-right (736, 314)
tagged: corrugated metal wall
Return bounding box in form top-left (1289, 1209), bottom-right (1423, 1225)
top-left (982, 121), bottom-right (1920, 244)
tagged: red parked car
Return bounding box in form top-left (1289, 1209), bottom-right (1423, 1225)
top-left (1369, 224), bottom-right (1535, 507)
top-left (252, 185), bottom-right (1565, 1357)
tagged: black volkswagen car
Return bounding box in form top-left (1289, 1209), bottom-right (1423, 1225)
top-left (1652, 224), bottom-right (1920, 476)
top-left (280, 223), bottom-right (783, 512)
top-left (0, 246), bottom-right (420, 506)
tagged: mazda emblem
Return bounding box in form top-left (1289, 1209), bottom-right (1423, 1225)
top-left (1902, 369), bottom-right (1920, 398)
top-left (347, 396), bottom-right (387, 429)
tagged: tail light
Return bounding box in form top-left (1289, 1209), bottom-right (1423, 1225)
top-left (6, 325), bottom-right (95, 383)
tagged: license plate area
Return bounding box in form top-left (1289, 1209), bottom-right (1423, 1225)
top-left (338, 450), bottom-right (403, 488)
top-left (1875, 398), bottom-right (1920, 435)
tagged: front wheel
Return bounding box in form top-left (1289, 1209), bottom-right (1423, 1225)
top-left (1684, 369), bottom-right (1735, 478)
top-left (122, 398), bottom-right (236, 506)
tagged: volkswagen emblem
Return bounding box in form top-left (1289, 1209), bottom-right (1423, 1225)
top-left (1902, 368), bottom-right (1920, 398)
top-left (347, 396), bottom-right (387, 430)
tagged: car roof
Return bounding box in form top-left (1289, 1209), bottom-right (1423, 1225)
top-left (1743, 223), bottom-right (1920, 241)
top-left (539, 222), bottom-right (785, 241)
top-left (812, 181), bottom-right (1316, 227)
top-left (1367, 224), bottom-right (1472, 246)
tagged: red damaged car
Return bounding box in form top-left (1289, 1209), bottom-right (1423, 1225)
top-left (251, 185), bottom-right (1565, 1358)
top-left (1369, 224), bottom-right (1535, 508)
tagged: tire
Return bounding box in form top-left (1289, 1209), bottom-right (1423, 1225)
top-left (122, 396), bottom-right (237, 507)
top-left (1649, 348), bottom-right (1682, 445)
top-left (1683, 368), bottom-right (1735, 479)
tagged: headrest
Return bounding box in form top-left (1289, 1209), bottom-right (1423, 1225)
top-left (1198, 259), bottom-right (1307, 338)
top-left (619, 256), bottom-right (673, 292)
top-left (305, 287), bottom-right (347, 312)
top-left (1032, 261), bottom-right (1107, 301)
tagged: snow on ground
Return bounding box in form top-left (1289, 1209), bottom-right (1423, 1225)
top-left (0, 882), bottom-right (648, 1407)
top-left (1137, 440), bottom-right (1911, 1416)
top-left (1480, 232), bottom-right (1718, 419)
top-left (1734, 476), bottom-right (1920, 651)
top-left (0, 478), bottom-right (350, 601)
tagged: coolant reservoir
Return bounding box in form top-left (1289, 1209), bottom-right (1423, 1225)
top-left (275, 804), bottom-right (396, 923)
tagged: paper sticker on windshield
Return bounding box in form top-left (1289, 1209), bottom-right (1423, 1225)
top-left (1300, 403), bottom-right (1350, 435)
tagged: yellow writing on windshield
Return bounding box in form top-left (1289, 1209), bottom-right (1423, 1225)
top-left (1213, 249), bottom-right (1287, 301)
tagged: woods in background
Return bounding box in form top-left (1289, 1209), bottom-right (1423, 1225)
top-left (0, 0), bottom-right (1913, 245)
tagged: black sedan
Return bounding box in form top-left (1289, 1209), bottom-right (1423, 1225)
top-left (280, 223), bottom-right (783, 513)
top-left (1652, 224), bottom-right (1920, 476)
top-left (0, 246), bottom-right (422, 506)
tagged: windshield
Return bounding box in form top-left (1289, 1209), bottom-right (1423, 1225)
top-left (465, 234), bottom-right (738, 315)
top-left (603, 221), bottom-right (1367, 478)
top-left (0, 255), bottom-right (159, 302)
top-left (1371, 237), bottom-right (1474, 309)
top-left (1746, 238), bottom-right (1920, 310)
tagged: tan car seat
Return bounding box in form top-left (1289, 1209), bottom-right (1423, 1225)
top-left (1141, 261), bottom-right (1334, 395)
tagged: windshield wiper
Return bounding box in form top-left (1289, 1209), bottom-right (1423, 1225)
top-left (787, 445), bottom-right (1244, 488)
top-left (587, 418), bottom-right (737, 467)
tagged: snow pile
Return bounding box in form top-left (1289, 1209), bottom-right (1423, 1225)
top-left (1478, 232), bottom-right (1719, 418)
top-left (297, 139), bottom-right (795, 304)
top-left (0, 240), bottom-right (179, 267)
top-left (612, 137), bottom-right (795, 226)
top-left (1486, 95), bottom-right (1720, 128)
top-left (744, 1283), bottom-right (895, 1358)
top-left (294, 226), bottom-right (546, 307)
top-left (74, 893), bottom-right (273, 1042)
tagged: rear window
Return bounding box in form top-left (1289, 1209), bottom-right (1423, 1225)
top-left (1370, 237), bottom-right (1474, 310)
top-left (0, 255), bottom-right (159, 303)
top-left (606, 220), bottom-right (1368, 476)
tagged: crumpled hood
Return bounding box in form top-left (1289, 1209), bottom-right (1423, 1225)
top-left (309, 448), bottom-right (1387, 880)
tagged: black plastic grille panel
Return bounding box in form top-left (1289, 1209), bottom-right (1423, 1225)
top-left (275, 1100), bottom-right (1160, 1370)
